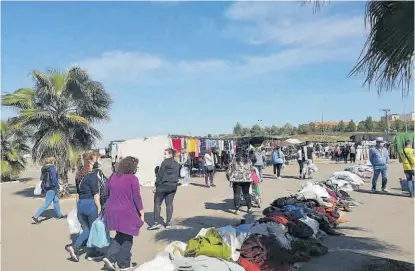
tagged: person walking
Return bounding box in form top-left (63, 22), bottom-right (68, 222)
top-left (204, 148), bottom-right (215, 187)
top-left (103, 157), bottom-right (144, 271)
top-left (148, 148), bottom-right (181, 230)
top-left (227, 153), bottom-right (253, 215)
top-left (180, 148), bottom-right (191, 187)
top-left (400, 140), bottom-right (414, 197)
top-left (369, 137), bottom-right (390, 193)
top-left (349, 145), bottom-right (356, 164)
top-left (296, 148), bottom-right (305, 179)
top-left (343, 145), bottom-right (350, 164)
top-left (32, 157), bottom-right (63, 224)
top-left (253, 148), bottom-right (265, 181)
top-left (271, 146), bottom-right (285, 179)
top-left (66, 152), bottom-right (103, 262)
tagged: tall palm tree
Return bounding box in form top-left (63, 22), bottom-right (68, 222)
top-left (1, 120), bottom-right (31, 182)
top-left (2, 67), bottom-right (112, 189)
top-left (305, 0), bottom-right (414, 95)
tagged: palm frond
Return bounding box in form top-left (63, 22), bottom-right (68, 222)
top-left (349, 1), bottom-right (414, 95)
top-left (2, 88), bottom-right (35, 109)
top-left (301, 0), bottom-right (328, 13)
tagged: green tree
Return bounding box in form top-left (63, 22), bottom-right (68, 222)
top-left (376, 120), bottom-right (388, 132)
top-left (2, 67), bottom-right (112, 189)
top-left (233, 122), bottom-right (243, 135)
top-left (281, 123), bottom-right (294, 135)
top-left (346, 120), bottom-right (357, 132)
top-left (241, 127), bottom-right (250, 136)
top-left (271, 125), bottom-right (280, 135)
top-left (337, 120), bottom-right (346, 133)
top-left (364, 117), bottom-right (376, 131)
top-left (263, 126), bottom-right (272, 136)
top-left (250, 124), bottom-right (262, 136)
top-left (308, 123), bottom-right (317, 133)
top-left (297, 124), bottom-right (309, 134)
top-left (357, 121), bottom-right (367, 132)
top-left (307, 1), bottom-right (414, 95)
top-left (1, 121), bottom-right (31, 182)
top-left (391, 119), bottom-right (405, 131)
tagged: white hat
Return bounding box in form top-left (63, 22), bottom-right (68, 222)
top-left (376, 137), bottom-right (384, 142)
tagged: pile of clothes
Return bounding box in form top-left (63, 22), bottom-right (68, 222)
top-left (344, 164), bottom-right (373, 179)
top-left (326, 170), bottom-right (366, 192)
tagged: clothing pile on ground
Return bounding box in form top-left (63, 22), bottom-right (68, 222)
top-left (136, 179), bottom-right (364, 271)
top-left (326, 170), bottom-right (366, 191)
top-left (344, 164), bottom-right (374, 179)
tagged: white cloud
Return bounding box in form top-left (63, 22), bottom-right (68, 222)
top-left (224, 1), bottom-right (366, 47)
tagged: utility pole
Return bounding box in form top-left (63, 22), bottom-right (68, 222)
top-left (380, 109), bottom-right (391, 133)
top-left (403, 101), bottom-right (408, 132)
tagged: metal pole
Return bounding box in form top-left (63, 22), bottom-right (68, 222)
top-left (404, 101), bottom-right (408, 132)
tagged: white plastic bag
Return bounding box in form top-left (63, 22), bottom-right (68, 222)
top-left (34, 181), bottom-right (42, 196)
top-left (164, 241), bottom-right (188, 257)
top-left (180, 167), bottom-right (186, 178)
top-left (67, 208), bottom-right (82, 234)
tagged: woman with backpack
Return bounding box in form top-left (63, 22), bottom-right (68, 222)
top-left (31, 157), bottom-right (63, 224)
top-left (66, 152), bottom-right (105, 262)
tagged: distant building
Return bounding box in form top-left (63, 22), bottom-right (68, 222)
top-left (399, 112), bottom-right (415, 121)
top-left (310, 121), bottom-right (350, 127)
top-left (381, 114), bottom-right (400, 121)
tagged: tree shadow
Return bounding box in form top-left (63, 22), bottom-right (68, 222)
top-left (299, 249), bottom-right (412, 271)
top-left (153, 216), bottom-right (241, 243)
top-left (204, 199), bottom-right (235, 214)
top-left (356, 189), bottom-right (410, 198)
top-left (14, 184), bottom-right (78, 198)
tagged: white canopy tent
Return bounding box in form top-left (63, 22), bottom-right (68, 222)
top-left (285, 138), bottom-right (303, 145)
top-left (117, 135), bottom-right (171, 187)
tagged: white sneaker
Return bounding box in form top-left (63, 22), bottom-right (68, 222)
top-left (277, 177), bottom-right (282, 180)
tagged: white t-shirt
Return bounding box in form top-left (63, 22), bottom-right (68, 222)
top-left (204, 153), bottom-right (214, 166)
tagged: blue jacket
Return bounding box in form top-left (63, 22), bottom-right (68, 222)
top-left (369, 147), bottom-right (389, 168)
top-left (272, 150), bottom-right (285, 164)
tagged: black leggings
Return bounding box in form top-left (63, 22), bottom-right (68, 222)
top-left (350, 153), bottom-right (356, 163)
top-left (298, 160), bottom-right (304, 176)
top-left (106, 231), bottom-right (133, 268)
top-left (232, 183), bottom-right (251, 210)
top-left (273, 163), bottom-right (283, 177)
top-left (153, 189), bottom-right (176, 224)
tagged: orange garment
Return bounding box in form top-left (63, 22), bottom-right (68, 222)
top-left (239, 258), bottom-right (261, 271)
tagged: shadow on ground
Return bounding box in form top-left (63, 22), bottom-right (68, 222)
top-left (14, 184), bottom-right (78, 198)
top-left (300, 249), bottom-right (413, 271)
top-left (356, 189), bottom-right (410, 198)
top-left (153, 216), bottom-right (241, 243)
top-left (204, 199), bottom-right (235, 214)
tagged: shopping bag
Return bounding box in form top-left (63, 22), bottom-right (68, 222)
top-left (87, 215), bottom-right (110, 248)
top-left (180, 167), bottom-right (186, 178)
top-left (33, 181), bottom-right (42, 196)
top-left (67, 208), bottom-right (82, 234)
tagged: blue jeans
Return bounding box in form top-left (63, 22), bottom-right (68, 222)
top-left (255, 166), bottom-right (263, 180)
top-left (372, 166), bottom-right (388, 190)
top-left (405, 170), bottom-right (414, 196)
top-left (74, 199), bottom-right (98, 248)
top-left (34, 190), bottom-right (61, 218)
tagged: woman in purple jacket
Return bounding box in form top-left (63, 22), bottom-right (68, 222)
top-left (103, 157), bottom-right (144, 271)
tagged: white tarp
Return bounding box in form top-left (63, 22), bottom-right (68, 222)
top-left (285, 138), bottom-right (302, 145)
top-left (117, 135), bottom-right (171, 187)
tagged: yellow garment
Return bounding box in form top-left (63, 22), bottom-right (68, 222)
top-left (401, 147), bottom-right (415, 170)
top-left (188, 139), bottom-right (196, 153)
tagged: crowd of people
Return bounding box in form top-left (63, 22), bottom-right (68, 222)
top-left (29, 137), bottom-right (414, 270)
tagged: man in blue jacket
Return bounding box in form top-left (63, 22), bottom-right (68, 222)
top-left (272, 146), bottom-right (285, 179)
top-left (369, 137), bottom-right (390, 193)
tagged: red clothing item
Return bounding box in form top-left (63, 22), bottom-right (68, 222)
top-left (239, 258), bottom-right (261, 271)
top-left (172, 139), bottom-right (182, 153)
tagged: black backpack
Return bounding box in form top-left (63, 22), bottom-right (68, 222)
top-left (41, 166), bottom-right (56, 191)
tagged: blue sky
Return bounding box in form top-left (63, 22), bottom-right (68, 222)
top-left (2, 1), bottom-right (413, 147)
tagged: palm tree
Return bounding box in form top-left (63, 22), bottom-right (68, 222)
top-left (305, 0), bottom-right (414, 95)
top-left (2, 67), bottom-right (112, 190)
top-left (1, 120), bottom-right (31, 182)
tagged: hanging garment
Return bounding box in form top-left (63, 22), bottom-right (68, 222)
top-left (188, 139), bottom-right (196, 153)
top-left (172, 139), bottom-right (182, 153)
top-left (200, 139), bottom-right (207, 155)
top-left (181, 138), bottom-right (185, 150)
top-left (195, 139), bottom-right (200, 157)
top-left (219, 140), bottom-right (225, 153)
